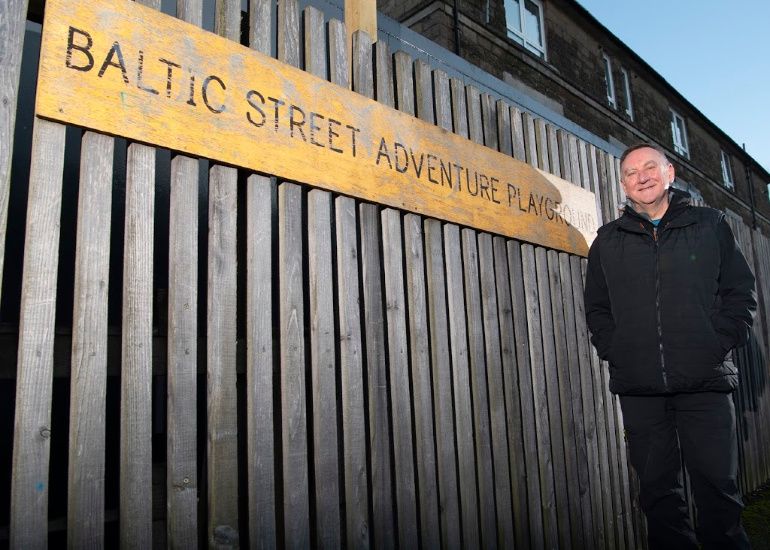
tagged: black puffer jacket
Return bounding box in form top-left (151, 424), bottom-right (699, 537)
top-left (585, 188), bottom-right (756, 395)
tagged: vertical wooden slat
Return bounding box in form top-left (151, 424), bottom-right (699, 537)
top-left (522, 112), bottom-right (537, 166)
top-left (546, 124), bottom-right (561, 177)
top-left (246, 2), bottom-right (276, 549)
top-left (461, 227), bottom-right (497, 549)
top-left (278, 182), bottom-right (310, 548)
top-left (393, 51), bottom-right (415, 116)
top-left (535, 247), bottom-right (571, 550)
top-left (414, 59), bottom-right (434, 123)
top-left (569, 255), bottom-right (606, 549)
top-left (360, 202), bottom-right (396, 548)
top-left (534, 118), bottom-right (550, 171)
top-left (329, 19), bottom-right (351, 89)
top-left (120, 141), bottom-right (155, 550)
top-left (403, 213), bottom-right (440, 547)
top-left (433, 70), bottom-right (452, 131)
top-left (10, 117), bottom-right (66, 550)
top-left (450, 78), bottom-right (469, 139)
top-left (207, 162), bottom-right (240, 549)
top-left (507, 241), bottom-right (544, 548)
top-left (481, 94), bottom-right (499, 151)
top-left (558, 252), bottom-right (595, 550)
top-left (477, 232), bottom-right (515, 548)
top-left (278, 0), bottom-right (300, 67)
top-left (374, 40), bottom-right (394, 107)
top-left (494, 236), bottom-right (530, 550)
top-left (521, 243), bottom-right (559, 550)
top-left (424, 218), bottom-right (461, 549)
top-left (167, 153), bottom-right (199, 549)
top-left (546, 249), bottom-right (583, 549)
top-left (305, 8), bottom-right (341, 549)
top-left (466, 86), bottom-right (484, 145)
top-left (444, 224), bottom-right (483, 549)
top-left (206, 2), bottom-right (241, 546)
top-left (0, 0), bottom-right (29, 303)
top-left (557, 130), bottom-right (573, 184)
top-left (510, 106), bottom-right (527, 162)
top-left (381, 209), bottom-right (419, 548)
top-left (67, 131), bottom-right (114, 548)
top-left (308, 189), bottom-right (341, 548)
top-left (352, 30), bottom-right (374, 99)
top-left (497, 100), bottom-right (513, 157)
top-left (335, 196), bottom-right (370, 549)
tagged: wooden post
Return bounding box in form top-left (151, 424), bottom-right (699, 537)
top-left (346, 0), bottom-right (377, 47)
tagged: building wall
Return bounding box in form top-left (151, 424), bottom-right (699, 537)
top-left (380, 0), bottom-right (770, 232)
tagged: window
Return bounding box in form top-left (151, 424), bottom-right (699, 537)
top-left (720, 150), bottom-right (734, 189)
top-left (504, 0), bottom-right (546, 58)
top-left (602, 54), bottom-right (616, 108)
top-left (621, 67), bottom-right (633, 120)
top-left (670, 109), bottom-right (689, 158)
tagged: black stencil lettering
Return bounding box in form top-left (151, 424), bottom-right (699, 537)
top-left (97, 41), bottom-right (129, 84)
top-left (289, 105), bottom-right (307, 141)
top-left (328, 119), bottom-right (343, 153)
top-left (376, 138), bottom-right (392, 169)
top-left (309, 112), bottom-right (325, 147)
top-left (136, 51), bottom-right (159, 95)
top-left (394, 143), bottom-right (409, 173)
top-left (246, 90), bottom-right (267, 127)
top-left (158, 58), bottom-right (181, 98)
top-left (202, 75), bottom-right (226, 113)
top-left (65, 27), bottom-right (94, 72)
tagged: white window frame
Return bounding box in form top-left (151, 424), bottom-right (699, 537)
top-left (602, 53), bottom-right (616, 109)
top-left (720, 150), bottom-right (735, 189)
top-left (670, 109), bottom-right (689, 158)
top-left (621, 67), bottom-right (633, 120)
top-left (504, 0), bottom-right (547, 58)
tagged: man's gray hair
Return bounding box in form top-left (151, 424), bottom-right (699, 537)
top-left (620, 143), bottom-right (670, 166)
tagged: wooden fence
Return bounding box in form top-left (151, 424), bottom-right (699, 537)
top-left (1, 0), bottom-right (768, 548)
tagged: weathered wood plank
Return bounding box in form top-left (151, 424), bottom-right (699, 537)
top-left (481, 94), bottom-right (499, 151)
top-left (510, 106), bottom-right (527, 162)
top-left (403, 213), bottom-right (440, 547)
top-left (360, 202), bottom-right (396, 548)
top-left (569, 255), bottom-right (606, 549)
top-left (167, 153), bottom-right (199, 550)
top-left (120, 141), bottom-right (155, 550)
top-left (414, 59), bottom-right (434, 123)
top-left (557, 129), bottom-right (573, 184)
top-left (546, 124), bottom-right (561, 177)
top-left (558, 252), bottom-right (595, 550)
top-left (381, 208), bottom-right (419, 548)
top-left (329, 19), bottom-right (350, 88)
top-left (374, 40), bottom-right (394, 107)
top-left (424, 218), bottom-right (461, 549)
top-left (304, 6), bottom-right (327, 78)
top-left (393, 51), bottom-right (415, 116)
top-left (444, 224), bottom-right (483, 549)
top-left (450, 78), bottom-right (469, 139)
top-left (433, 69), bottom-right (452, 131)
top-left (207, 163), bottom-right (240, 549)
top-left (520, 243), bottom-right (559, 549)
top-left (249, 0), bottom-right (271, 55)
top-left (278, 182), bottom-right (310, 548)
top-left (308, 189), bottom-right (342, 549)
top-left (278, 0), bottom-right (300, 67)
top-left (493, 237), bottom-right (530, 548)
top-left (546, 249), bottom-right (583, 548)
top-left (497, 100), bottom-right (513, 156)
top-left (352, 30), bottom-right (374, 99)
top-left (67, 131), bottom-right (114, 548)
top-left (477, 232), bottom-right (515, 548)
top-left (335, 196), bottom-right (370, 549)
top-left (522, 112), bottom-right (537, 166)
top-left (535, 246), bottom-right (571, 549)
top-left (0, 0), bottom-right (29, 306)
top-left (507, 241), bottom-right (542, 549)
top-left (466, 86), bottom-right (484, 145)
top-left (534, 118), bottom-right (550, 171)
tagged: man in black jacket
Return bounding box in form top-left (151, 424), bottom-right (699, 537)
top-left (585, 143), bottom-right (756, 549)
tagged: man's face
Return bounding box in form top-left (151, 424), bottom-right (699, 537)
top-left (620, 147), bottom-right (675, 207)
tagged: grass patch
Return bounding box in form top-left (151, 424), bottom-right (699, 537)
top-left (745, 484), bottom-right (770, 549)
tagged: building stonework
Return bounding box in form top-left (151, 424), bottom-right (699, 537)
top-left (380, 0), bottom-right (770, 232)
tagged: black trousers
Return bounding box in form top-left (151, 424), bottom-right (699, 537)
top-left (619, 392), bottom-right (751, 550)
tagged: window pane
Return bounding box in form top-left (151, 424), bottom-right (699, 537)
top-left (505, 0), bottom-right (522, 33)
top-left (524, 0), bottom-right (543, 47)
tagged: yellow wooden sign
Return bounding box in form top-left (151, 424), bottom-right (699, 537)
top-left (36, 0), bottom-right (598, 255)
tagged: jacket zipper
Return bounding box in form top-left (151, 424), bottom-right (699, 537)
top-left (653, 226), bottom-right (669, 391)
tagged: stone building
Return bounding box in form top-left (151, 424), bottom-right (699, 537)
top-left (378, 0), bottom-right (770, 230)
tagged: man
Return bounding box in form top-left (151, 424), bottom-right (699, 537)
top-left (585, 143), bottom-right (756, 549)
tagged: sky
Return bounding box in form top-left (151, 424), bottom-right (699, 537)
top-left (575, 0), bottom-right (770, 175)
